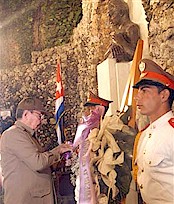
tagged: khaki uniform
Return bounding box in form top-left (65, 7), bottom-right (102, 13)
top-left (1, 121), bottom-right (60, 204)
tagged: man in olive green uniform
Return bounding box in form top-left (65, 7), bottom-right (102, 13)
top-left (1, 97), bottom-right (72, 204)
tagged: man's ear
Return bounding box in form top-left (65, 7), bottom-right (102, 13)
top-left (160, 89), bottom-right (170, 103)
top-left (22, 110), bottom-right (29, 118)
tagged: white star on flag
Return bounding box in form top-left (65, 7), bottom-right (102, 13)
top-left (56, 81), bottom-right (62, 94)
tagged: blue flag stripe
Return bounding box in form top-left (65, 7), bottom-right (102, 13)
top-left (55, 101), bottom-right (64, 123)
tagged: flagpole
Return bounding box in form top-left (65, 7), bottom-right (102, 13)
top-left (55, 59), bottom-right (65, 144)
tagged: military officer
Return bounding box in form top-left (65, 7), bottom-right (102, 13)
top-left (1, 97), bottom-right (72, 204)
top-left (133, 59), bottom-right (174, 204)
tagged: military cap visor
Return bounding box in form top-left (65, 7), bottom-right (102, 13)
top-left (133, 79), bottom-right (167, 89)
top-left (84, 102), bottom-right (100, 106)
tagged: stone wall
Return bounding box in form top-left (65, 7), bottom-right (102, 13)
top-left (0, 0), bottom-right (82, 68)
top-left (0, 0), bottom-right (173, 148)
top-left (0, 44), bottom-right (81, 148)
top-left (142, 0), bottom-right (174, 75)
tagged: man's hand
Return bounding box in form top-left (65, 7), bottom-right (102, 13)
top-left (57, 143), bottom-right (73, 154)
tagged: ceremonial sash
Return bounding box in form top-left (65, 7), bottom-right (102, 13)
top-left (132, 131), bottom-right (142, 182)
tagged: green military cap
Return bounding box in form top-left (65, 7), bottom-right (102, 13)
top-left (17, 97), bottom-right (46, 113)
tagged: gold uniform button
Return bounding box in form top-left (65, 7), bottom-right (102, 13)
top-left (149, 161), bottom-right (151, 164)
top-left (140, 184), bottom-right (143, 189)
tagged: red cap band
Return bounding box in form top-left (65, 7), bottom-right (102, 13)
top-left (87, 98), bottom-right (110, 107)
top-left (140, 71), bottom-right (174, 90)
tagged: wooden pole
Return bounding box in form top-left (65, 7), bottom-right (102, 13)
top-left (120, 39), bottom-right (144, 128)
top-left (128, 39), bottom-right (144, 128)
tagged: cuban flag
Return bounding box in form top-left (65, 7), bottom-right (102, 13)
top-left (55, 61), bottom-right (65, 144)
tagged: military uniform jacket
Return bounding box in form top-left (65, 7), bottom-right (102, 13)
top-left (136, 111), bottom-right (174, 204)
top-left (1, 121), bottom-right (60, 204)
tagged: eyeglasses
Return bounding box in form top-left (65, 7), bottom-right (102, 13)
top-left (30, 111), bottom-right (44, 120)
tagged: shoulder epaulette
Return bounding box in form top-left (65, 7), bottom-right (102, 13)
top-left (168, 118), bottom-right (174, 128)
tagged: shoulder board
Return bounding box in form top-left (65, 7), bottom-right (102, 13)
top-left (168, 118), bottom-right (174, 128)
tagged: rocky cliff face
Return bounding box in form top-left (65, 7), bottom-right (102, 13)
top-left (0, 0), bottom-right (82, 68)
top-left (0, 0), bottom-right (173, 147)
top-left (142, 0), bottom-right (174, 75)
